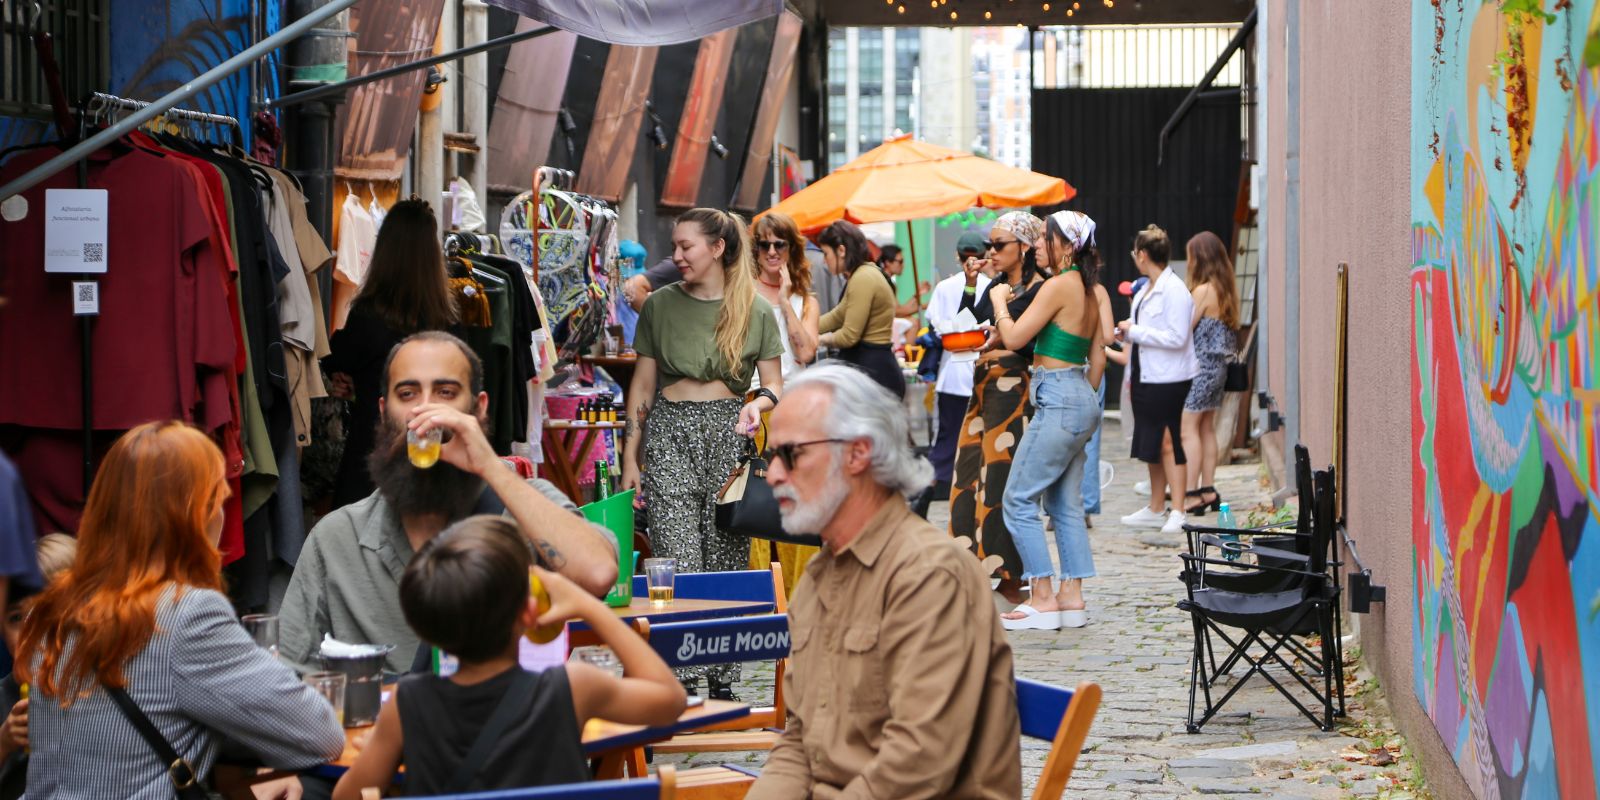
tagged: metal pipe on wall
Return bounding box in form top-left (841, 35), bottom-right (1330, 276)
top-left (1284, 0), bottom-right (1301, 459)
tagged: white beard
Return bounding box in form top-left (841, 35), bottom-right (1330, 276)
top-left (775, 467), bottom-right (851, 536)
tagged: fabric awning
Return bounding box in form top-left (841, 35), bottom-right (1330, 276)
top-left (483, 0), bottom-right (782, 46)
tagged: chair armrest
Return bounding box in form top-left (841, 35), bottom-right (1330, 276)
top-left (1182, 523), bottom-right (1309, 537)
top-left (1177, 552), bottom-right (1327, 580)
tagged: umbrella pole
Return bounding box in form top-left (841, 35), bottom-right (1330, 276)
top-left (905, 220), bottom-right (924, 328)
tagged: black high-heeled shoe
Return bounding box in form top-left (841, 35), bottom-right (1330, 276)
top-left (1185, 487), bottom-right (1221, 515)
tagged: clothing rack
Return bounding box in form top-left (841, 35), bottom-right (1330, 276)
top-left (84, 92), bottom-right (243, 131)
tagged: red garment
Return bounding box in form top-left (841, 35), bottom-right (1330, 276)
top-left (0, 145), bottom-right (235, 428)
top-left (0, 144), bottom-right (238, 549)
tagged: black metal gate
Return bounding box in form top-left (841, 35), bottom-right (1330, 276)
top-left (1030, 86), bottom-right (1241, 403)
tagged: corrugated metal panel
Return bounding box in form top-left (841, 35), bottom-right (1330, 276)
top-left (732, 10), bottom-right (801, 211)
top-left (660, 28), bottom-right (737, 208)
top-left (1031, 86), bottom-right (1241, 402)
top-left (335, 0), bottom-right (447, 181)
top-left (485, 18), bottom-right (577, 194)
top-left (574, 45), bottom-right (657, 202)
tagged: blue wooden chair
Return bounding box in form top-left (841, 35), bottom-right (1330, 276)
top-left (356, 765), bottom-right (675, 799)
top-left (1018, 678), bottom-right (1102, 800)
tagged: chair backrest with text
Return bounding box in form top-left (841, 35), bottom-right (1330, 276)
top-left (1017, 678), bottom-right (1102, 800)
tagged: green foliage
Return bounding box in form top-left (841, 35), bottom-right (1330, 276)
top-left (1586, 27), bottom-right (1600, 68)
top-left (1500, 0), bottom-right (1557, 25)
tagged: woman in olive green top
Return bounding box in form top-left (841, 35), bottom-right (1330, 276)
top-left (815, 220), bottom-right (905, 398)
top-left (620, 208), bottom-right (784, 700)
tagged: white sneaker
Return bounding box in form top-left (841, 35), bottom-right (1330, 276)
top-left (1161, 511), bottom-right (1188, 534)
top-left (1120, 506), bottom-right (1167, 528)
top-left (1134, 480), bottom-right (1151, 496)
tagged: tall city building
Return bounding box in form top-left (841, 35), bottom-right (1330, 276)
top-left (972, 26), bottom-right (1032, 168)
top-left (827, 27), bottom-right (923, 172)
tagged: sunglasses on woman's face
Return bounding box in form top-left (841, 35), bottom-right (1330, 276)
top-left (758, 240), bottom-right (790, 253)
top-left (984, 238), bottom-right (1019, 251)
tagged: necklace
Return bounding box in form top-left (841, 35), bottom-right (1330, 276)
top-left (758, 274), bottom-right (782, 289)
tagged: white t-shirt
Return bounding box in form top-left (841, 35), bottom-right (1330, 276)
top-left (926, 271), bottom-right (990, 397)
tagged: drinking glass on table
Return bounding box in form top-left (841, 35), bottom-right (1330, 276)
top-left (241, 613), bottom-right (279, 658)
top-left (643, 558), bottom-right (676, 607)
top-left (304, 671), bottom-right (347, 726)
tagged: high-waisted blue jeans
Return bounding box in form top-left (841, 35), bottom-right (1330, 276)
top-left (1003, 366), bottom-right (1102, 581)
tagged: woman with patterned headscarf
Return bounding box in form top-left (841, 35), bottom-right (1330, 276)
top-left (986, 211), bottom-right (1105, 630)
top-left (947, 210), bottom-right (1051, 603)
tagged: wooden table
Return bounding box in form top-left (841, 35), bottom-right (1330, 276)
top-left (313, 700), bottom-right (751, 781)
top-left (540, 420), bottom-right (624, 503)
top-left (566, 597), bottom-right (775, 648)
top-left (581, 353), bottom-right (638, 391)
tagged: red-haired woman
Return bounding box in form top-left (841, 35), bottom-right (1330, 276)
top-left (18, 421), bottom-right (345, 799)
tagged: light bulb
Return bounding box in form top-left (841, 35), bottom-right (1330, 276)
top-left (898, 4), bottom-right (906, 11)
top-left (950, 9), bottom-right (957, 18)
top-left (985, 10), bottom-right (992, 17)
top-left (1042, 2), bottom-right (1050, 9)
top-left (1073, 1), bottom-right (1080, 7)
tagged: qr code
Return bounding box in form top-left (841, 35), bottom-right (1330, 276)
top-left (76, 283), bottom-right (95, 303)
top-left (83, 242), bottom-right (103, 263)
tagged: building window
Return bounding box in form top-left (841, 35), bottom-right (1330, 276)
top-left (827, 28), bottom-right (848, 90)
top-left (858, 93), bottom-right (883, 147)
top-left (857, 29), bottom-right (883, 86)
top-left (1, 0), bottom-right (109, 117)
top-left (894, 94), bottom-right (912, 135)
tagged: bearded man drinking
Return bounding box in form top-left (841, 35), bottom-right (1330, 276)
top-left (279, 332), bottom-right (618, 674)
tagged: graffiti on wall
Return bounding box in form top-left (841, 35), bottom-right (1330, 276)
top-left (1411, 1), bottom-right (1600, 798)
top-left (110, 1), bottom-right (261, 147)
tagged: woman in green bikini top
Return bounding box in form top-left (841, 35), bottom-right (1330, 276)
top-left (988, 213), bottom-right (1105, 383)
top-left (984, 210), bottom-right (1109, 633)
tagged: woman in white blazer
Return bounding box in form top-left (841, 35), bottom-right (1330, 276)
top-left (1115, 225), bottom-right (1198, 534)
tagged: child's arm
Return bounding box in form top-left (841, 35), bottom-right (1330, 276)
top-left (536, 567), bottom-right (687, 727)
top-left (331, 692), bottom-right (404, 800)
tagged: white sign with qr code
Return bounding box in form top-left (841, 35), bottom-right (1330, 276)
top-left (44, 189), bottom-right (108, 274)
top-left (72, 281), bottom-right (99, 316)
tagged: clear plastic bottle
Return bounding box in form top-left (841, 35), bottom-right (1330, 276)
top-left (1215, 502), bottom-right (1240, 561)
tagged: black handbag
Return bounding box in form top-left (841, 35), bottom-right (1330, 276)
top-left (716, 433), bottom-right (822, 548)
top-left (1224, 359), bottom-right (1250, 392)
top-left (105, 686), bottom-right (210, 800)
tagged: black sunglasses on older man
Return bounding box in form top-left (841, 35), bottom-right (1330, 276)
top-left (763, 438), bottom-right (847, 470)
top-left (757, 240), bottom-right (790, 253)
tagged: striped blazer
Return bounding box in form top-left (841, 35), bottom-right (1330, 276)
top-left (25, 586), bottom-right (345, 799)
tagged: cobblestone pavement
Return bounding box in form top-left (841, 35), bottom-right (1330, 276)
top-left (656, 416), bottom-right (1428, 798)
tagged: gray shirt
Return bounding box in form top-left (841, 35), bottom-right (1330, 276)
top-left (278, 478), bottom-right (615, 674)
top-left (27, 587), bottom-right (345, 800)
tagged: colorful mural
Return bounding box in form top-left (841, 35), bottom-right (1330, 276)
top-left (1411, 1), bottom-right (1600, 798)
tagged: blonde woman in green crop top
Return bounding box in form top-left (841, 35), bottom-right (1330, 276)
top-left (619, 208), bottom-right (784, 698)
top-left (985, 210), bottom-right (1107, 631)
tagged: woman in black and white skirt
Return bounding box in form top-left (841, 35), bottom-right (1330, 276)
top-left (1115, 225), bottom-right (1197, 535)
top-left (1179, 231), bottom-right (1240, 516)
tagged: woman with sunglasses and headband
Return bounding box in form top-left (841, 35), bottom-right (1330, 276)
top-left (815, 220), bottom-right (905, 398)
top-left (948, 211), bottom-right (1051, 604)
top-left (987, 211), bottom-right (1105, 630)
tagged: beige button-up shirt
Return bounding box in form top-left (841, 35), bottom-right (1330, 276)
top-left (749, 496), bottom-right (1022, 799)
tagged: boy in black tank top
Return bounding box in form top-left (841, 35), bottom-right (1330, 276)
top-left (332, 516), bottom-right (687, 798)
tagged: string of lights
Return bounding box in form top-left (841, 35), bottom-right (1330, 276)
top-left (879, 0), bottom-right (1118, 21)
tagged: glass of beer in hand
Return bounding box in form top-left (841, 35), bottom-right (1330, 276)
top-left (643, 558), bottom-right (676, 606)
top-left (407, 426), bottom-right (443, 468)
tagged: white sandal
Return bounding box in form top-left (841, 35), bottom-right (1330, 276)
top-left (1060, 608), bottom-right (1088, 628)
top-left (1001, 604), bottom-right (1062, 631)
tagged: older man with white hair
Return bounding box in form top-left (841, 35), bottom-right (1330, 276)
top-left (748, 363), bottom-right (1021, 800)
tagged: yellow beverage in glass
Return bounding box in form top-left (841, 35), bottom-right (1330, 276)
top-left (408, 437), bottom-right (441, 468)
top-left (648, 586), bottom-right (674, 605)
top-left (526, 572), bottom-right (565, 644)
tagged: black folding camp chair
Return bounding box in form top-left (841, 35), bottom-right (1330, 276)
top-left (1177, 466), bottom-right (1344, 733)
top-left (1179, 444), bottom-right (1346, 691)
